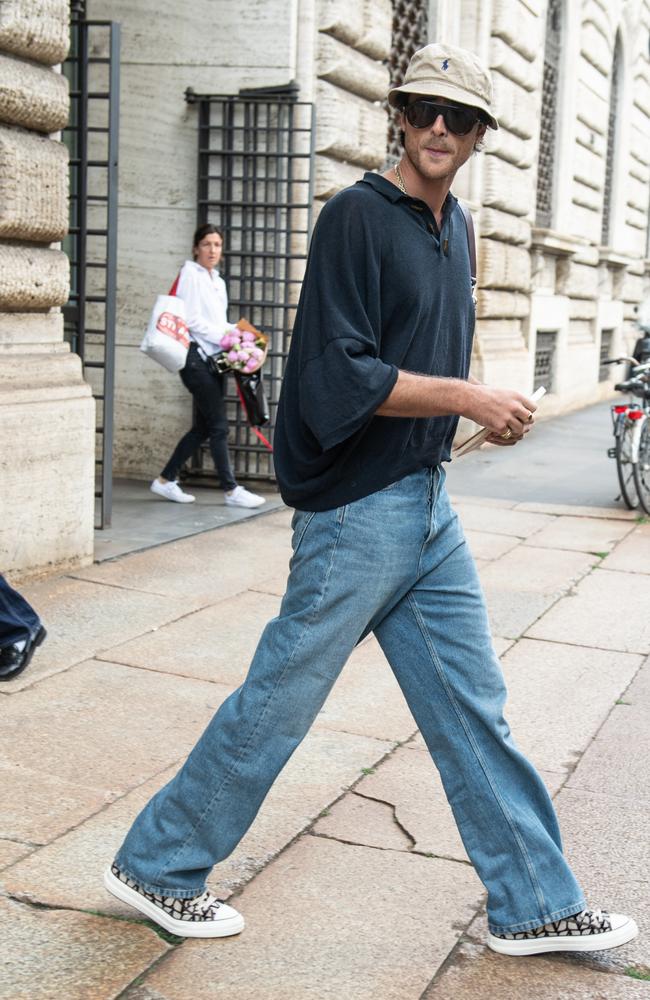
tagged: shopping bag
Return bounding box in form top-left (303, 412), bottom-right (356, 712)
top-left (140, 275), bottom-right (189, 373)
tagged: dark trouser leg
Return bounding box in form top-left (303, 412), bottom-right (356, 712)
top-left (0, 574), bottom-right (41, 646)
top-left (169, 345), bottom-right (237, 490)
top-left (160, 345), bottom-right (236, 491)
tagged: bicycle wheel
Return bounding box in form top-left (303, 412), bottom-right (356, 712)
top-left (616, 418), bottom-right (639, 509)
top-left (633, 419), bottom-right (650, 514)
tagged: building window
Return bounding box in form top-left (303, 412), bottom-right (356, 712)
top-left (601, 36), bottom-right (622, 246)
top-left (599, 329), bottom-right (613, 380)
top-left (536, 0), bottom-right (562, 227)
top-left (534, 332), bottom-right (557, 391)
top-left (386, 0), bottom-right (429, 162)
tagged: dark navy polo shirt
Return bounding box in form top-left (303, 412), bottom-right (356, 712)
top-left (273, 171), bottom-right (475, 511)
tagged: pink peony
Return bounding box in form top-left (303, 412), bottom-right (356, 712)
top-left (241, 330), bottom-right (256, 343)
top-left (219, 333), bottom-right (234, 350)
top-left (227, 350), bottom-right (239, 362)
top-left (237, 350), bottom-right (249, 362)
top-left (244, 359), bottom-right (258, 372)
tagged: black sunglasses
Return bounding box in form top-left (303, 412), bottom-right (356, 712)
top-left (404, 100), bottom-right (481, 135)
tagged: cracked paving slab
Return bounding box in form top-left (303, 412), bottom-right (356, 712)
top-left (313, 792), bottom-right (415, 852)
top-left (328, 746), bottom-right (469, 863)
top-left (2, 729), bottom-right (393, 911)
top-left (0, 895), bottom-right (171, 1000)
top-left (119, 836), bottom-right (483, 1000)
top-left (421, 937), bottom-right (650, 999)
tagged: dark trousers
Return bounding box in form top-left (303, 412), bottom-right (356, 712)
top-left (0, 574), bottom-right (41, 647)
top-left (161, 343), bottom-right (237, 491)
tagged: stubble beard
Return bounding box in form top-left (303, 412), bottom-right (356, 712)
top-left (403, 129), bottom-right (475, 186)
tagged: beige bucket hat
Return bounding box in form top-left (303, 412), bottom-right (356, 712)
top-left (388, 42), bottom-right (499, 130)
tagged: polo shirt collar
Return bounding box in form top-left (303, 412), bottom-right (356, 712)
top-left (359, 171), bottom-right (457, 220)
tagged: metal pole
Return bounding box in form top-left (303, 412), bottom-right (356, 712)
top-left (101, 20), bottom-right (121, 527)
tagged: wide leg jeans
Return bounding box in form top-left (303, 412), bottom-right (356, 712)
top-left (116, 468), bottom-right (585, 934)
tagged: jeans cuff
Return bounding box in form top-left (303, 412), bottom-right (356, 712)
top-left (488, 898), bottom-right (587, 936)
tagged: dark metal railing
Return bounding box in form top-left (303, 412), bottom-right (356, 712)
top-left (62, 18), bottom-right (120, 527)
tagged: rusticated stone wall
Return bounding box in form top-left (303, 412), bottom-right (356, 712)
top-left (314, 0), bottom-right (392, 203)
top-left (431, 0), bottom-right (650, 416)
top-left (0, 0), bottom-right (95, 578)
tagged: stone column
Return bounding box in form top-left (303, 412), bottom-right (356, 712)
top-left (0, 0), bottom-right (95, 578)
top-left (314, 0), bottom-right (393, 205)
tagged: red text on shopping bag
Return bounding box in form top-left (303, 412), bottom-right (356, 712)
top-left (156, 311), bottom-right (190, 348)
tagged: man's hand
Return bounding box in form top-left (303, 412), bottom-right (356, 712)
top-left (462, 383), bottom-right (536, 443)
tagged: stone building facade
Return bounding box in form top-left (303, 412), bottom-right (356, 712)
top-left (98, 0), bottom-right (650, 487)
top-left (1, 0), bottom-right (649, 575)
top-left (0, 0), bottom-right (95, 577)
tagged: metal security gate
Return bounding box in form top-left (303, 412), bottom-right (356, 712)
top-left (185, 85), bottom-right (315, 482)
top-left (536, 0), bottom-right (562, 227)
top-left (386, 0), bottom-right (429, 162)
top-left (62, 7), bottom-right (120, 528)
top-left (534, 332), bottom-right (557, 392)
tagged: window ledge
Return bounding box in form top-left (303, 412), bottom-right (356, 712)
top-left (598, 247), bottom-right (635, 268)
top-left (530, 227), bottom-right (586, 256)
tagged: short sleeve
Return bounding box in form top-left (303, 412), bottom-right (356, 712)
top-left (292, 190), bottom-right (397, 450)
top-left (300, 339), bottom-right (397, 450)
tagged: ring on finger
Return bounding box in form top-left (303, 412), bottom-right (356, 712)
top-left (501, 427), bottom-right (513, 440)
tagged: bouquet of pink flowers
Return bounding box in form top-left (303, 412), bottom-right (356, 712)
top-left (218, 322), bottom-right (267, 374)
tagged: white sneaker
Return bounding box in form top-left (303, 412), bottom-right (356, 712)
top-left (150, 479), bottom-right (195, 503)
top-left (224, 485), bottom-right (266, 509)
top-left (487, 908), bottom-right (638, 955)
top-left (104, 864), bottom-right (244, 939)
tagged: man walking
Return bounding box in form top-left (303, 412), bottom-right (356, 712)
top-left (105, 43), bottom-right (637, 956)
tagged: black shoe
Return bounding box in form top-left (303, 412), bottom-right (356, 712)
top-left (0, 625), bottom-right (47, 682)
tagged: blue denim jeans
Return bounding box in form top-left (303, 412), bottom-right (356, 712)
top-left (115, 468), bottom-right (585, 934)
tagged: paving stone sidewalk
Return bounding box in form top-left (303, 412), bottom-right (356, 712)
top-left (1, 497), bottom-right (649, 999)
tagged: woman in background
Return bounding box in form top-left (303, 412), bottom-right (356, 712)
top-left (150, 224), bottom-right (265, 509)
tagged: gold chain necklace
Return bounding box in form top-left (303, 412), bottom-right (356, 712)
top-left (394, 162), bottom-right (407, 194)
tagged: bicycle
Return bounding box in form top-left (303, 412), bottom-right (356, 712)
top-left (603, 356), bottom-right (650, 513)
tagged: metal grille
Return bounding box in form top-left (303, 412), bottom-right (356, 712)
top-left (386, 0), bottom-right (429, 161)
top-left (534, 332), bottom-right (557, 391)
top-left (62, 15), bottom-right (120, 528)
top-left (186, 86), bottom-right (315, 482)
top-left (535, 0), bottom-right (562, 227)
top-left (599, 329), bottom-right (613, 380)
top-left (601, 40), bottom-right (621, 245)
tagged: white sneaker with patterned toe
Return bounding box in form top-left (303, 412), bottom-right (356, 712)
top-left (224, 485), bottom-right (266, 508)
top-left (104, 864), bottom-right (244, 938)
top-left (150, 479), bottom-right (195, 503)
top-left (487, 907), bottom-right (638, 956)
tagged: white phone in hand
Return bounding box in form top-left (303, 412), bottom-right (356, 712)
top-left (452, 385), bottom-right (546, 458)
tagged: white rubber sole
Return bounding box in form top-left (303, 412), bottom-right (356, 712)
top-left (487, 914), bottom-right (638, 956)
top-left (150, 482), bottom-right (195, 503)
top-left (224, 498), bottom-right (265, 508)
top-left (103, 867), bottom-right (245, 938)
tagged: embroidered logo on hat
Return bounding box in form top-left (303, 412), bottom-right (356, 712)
top-left (442, 59), bottom-right (449, 70)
